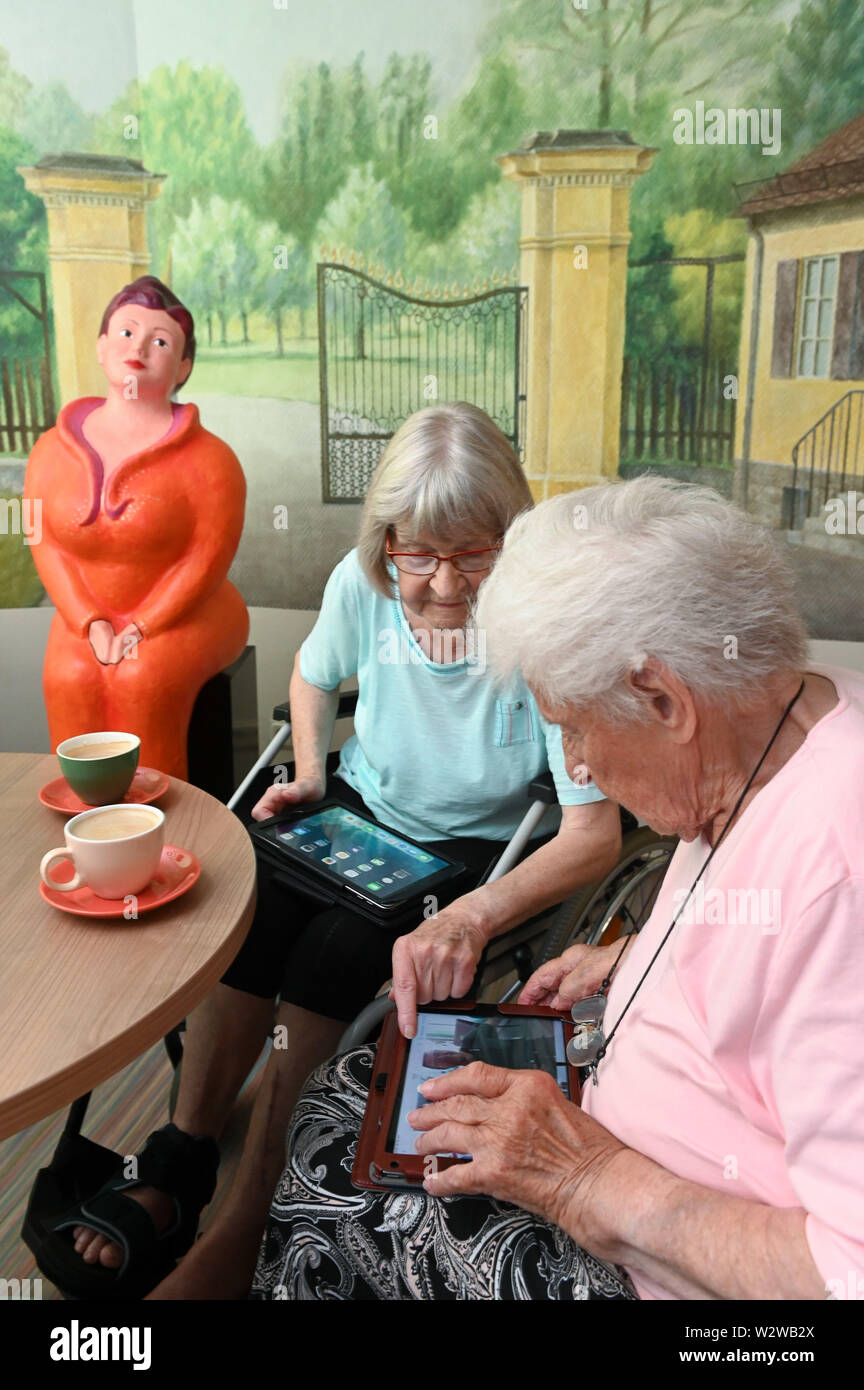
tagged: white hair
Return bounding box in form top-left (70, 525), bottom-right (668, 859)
top-left (472, 475), bottom-right (809, 724)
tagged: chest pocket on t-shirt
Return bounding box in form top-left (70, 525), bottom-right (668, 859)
top-left (494, 698), bottom-right (536, 747)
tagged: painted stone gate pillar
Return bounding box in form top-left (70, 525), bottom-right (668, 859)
top-left (498, 131), bottom-right (655, 500)
top-left (16, 153), bottom-right (165, 404)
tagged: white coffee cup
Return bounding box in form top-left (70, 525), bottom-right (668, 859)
top-left (40, 804), bottom-right (165, 901)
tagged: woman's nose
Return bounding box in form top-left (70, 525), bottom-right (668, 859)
top-left (430, 560), bottom-right (468, 598)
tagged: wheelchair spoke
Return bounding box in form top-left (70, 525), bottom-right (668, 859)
top-left (539, 829), bottom-right (678, 962)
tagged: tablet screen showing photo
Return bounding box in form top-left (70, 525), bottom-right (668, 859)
top-left (271, 805), bottom-right (452, 906)
top-left (387, 1010), bottom-right (571, 1155)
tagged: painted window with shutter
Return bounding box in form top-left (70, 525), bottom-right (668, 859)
top-left (771, 253), bottom-right (864, 382)
top-left (771, 260), bottom-right (798, 378)
top-left (796, 256), bottom-right (838, 378)
top-left (830, 251), bottom-right (864, 380)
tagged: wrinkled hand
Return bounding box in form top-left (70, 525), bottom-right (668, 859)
top-left (390, 902), bottom-right (488, 1038)
top-left (87, 619), bottom-right (114, 664)
top-left (250, 774), bottom-right (326, 821)
top-left (409, 1061), bottom-right (626, 1241)
top-left (518, 937), bottom-right (635, 1012)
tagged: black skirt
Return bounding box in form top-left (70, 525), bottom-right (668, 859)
top-left (250, 1045), bottom-right (640, 1301)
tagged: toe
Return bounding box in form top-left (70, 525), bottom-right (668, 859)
top-left (99, 1241), bottom-right (123, 1269)
top-left (82, 1234), bottom-right (107, 1264)
top-left (74, 1228), bottom-right (98, 1255)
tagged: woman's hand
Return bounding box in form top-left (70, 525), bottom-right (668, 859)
top-left (517, 936), bottom-right (635, 1011)
top-left (409, 1061), bottom-right (626, 1241)
top-left (250, 775), bottom-right (326, 821)
top-left (390, 901), bottom-right (489, 1038)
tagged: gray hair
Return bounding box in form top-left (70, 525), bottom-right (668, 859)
top-left (357, 402), bottom-right (533, 597)
top-left (473, 474), bottom-right (809, 724)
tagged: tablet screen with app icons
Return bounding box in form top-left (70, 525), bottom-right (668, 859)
top-left (267, 804), bottom-right (456, 906)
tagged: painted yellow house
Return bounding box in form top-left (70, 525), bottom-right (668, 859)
top-left (734, 111), bottom-right (864, 526)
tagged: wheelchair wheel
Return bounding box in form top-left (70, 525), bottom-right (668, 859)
top-left (539, 827), bottom-right (677, 963)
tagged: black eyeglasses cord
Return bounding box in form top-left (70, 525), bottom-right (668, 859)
top-left (589, 677), bottom-right (806, 1084)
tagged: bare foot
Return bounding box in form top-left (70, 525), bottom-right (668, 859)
top-left (72, 1187), bottom-right (176, 1268)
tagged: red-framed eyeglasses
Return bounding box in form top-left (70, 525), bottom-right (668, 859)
top-left (385, 537), bottom-right (502, 575)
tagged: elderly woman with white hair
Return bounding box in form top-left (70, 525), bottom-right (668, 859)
top-left (249, 474), bottom-right (864, 1301)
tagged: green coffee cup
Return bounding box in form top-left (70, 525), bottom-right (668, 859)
top-left (57, 731), bottom-right (141, 807)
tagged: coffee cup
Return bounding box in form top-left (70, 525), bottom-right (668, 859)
top-left (40, 804), bottom-right (165, 901)
top-left (57, 732), bottom-right (140, 806)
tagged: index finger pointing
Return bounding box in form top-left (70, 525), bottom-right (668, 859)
top-left (390, 939), bottom-right (418, 1039)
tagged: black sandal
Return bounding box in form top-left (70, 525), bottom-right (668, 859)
top-left (22, 1122), bottom-right (220, 1300)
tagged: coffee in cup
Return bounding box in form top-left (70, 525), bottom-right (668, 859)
top-left (57, 732), bottom-right (141, 806)
top-left (73, 808), bottom-right (161, 840)
top-left (40, 803), bottom-right (165, 901)
top-left (64, 740), bottom-right (137, 760)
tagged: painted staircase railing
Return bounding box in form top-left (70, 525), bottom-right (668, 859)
top-left (790, 391), bottom-right (864, 525)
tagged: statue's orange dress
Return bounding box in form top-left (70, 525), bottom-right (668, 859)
top-left (23, 398), bottom-right (249, 780)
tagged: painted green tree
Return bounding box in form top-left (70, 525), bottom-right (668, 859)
top-left (773, 0), bottom-right (864, 159)
top-left (481, 0), bottom-right (789, 129)
top-left (92, 63), bottom-right (260, 275)
top-left (392, 54), bottom-right (528, 245)
top-left (0, 124), bottom-right (49, 358)
top-left (20, 82), bottom-right (92, 154)
top-left (0, 46), bottom-right (30, 130)
top-left (260, 60), bottom-right (357, 258)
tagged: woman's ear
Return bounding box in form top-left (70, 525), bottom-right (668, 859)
top-left (628, 660), bottom-right (696, 740)
top-left (628, 659), bottom-right (667, 708)
top-left (175, 357), bottom-right (193, 391)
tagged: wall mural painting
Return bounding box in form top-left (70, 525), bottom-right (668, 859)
top-left (1, 0), bottom-right (863, 640)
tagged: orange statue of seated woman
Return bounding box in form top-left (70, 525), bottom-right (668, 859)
top-left (23, 276), bottom-right (249, 780)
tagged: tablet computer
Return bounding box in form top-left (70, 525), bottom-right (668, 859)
top-left (248, 799), bottom-right (467, 921)
top-left (351, 1002), bottom-right (582, 1190)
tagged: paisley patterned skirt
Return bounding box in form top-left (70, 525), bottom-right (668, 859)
top-left (250, 1046), bottom-right (639, 1302)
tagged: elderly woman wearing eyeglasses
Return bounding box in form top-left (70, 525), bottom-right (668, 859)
top-left (243, 474), bottom-right (864, 1302)
top-left (60, 402), bottom-right (620, 1300)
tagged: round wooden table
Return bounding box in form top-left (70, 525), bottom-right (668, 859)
top-left (0, 753), bottom-right (257, 1140)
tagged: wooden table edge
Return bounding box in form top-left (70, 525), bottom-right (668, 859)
top-left (0, 880), bottom-right (257, 1142)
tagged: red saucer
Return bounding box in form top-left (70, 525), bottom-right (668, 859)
top-left (39, 844), bottom-right (201, 918)
top-left (39, 767), bottom-right (170, 814)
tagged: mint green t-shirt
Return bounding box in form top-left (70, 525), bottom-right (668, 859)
top-left (298, 548), bottom-right (605, 843)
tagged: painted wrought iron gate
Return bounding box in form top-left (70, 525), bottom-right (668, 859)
top-left (317, 257), bottom-right (527, 501)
